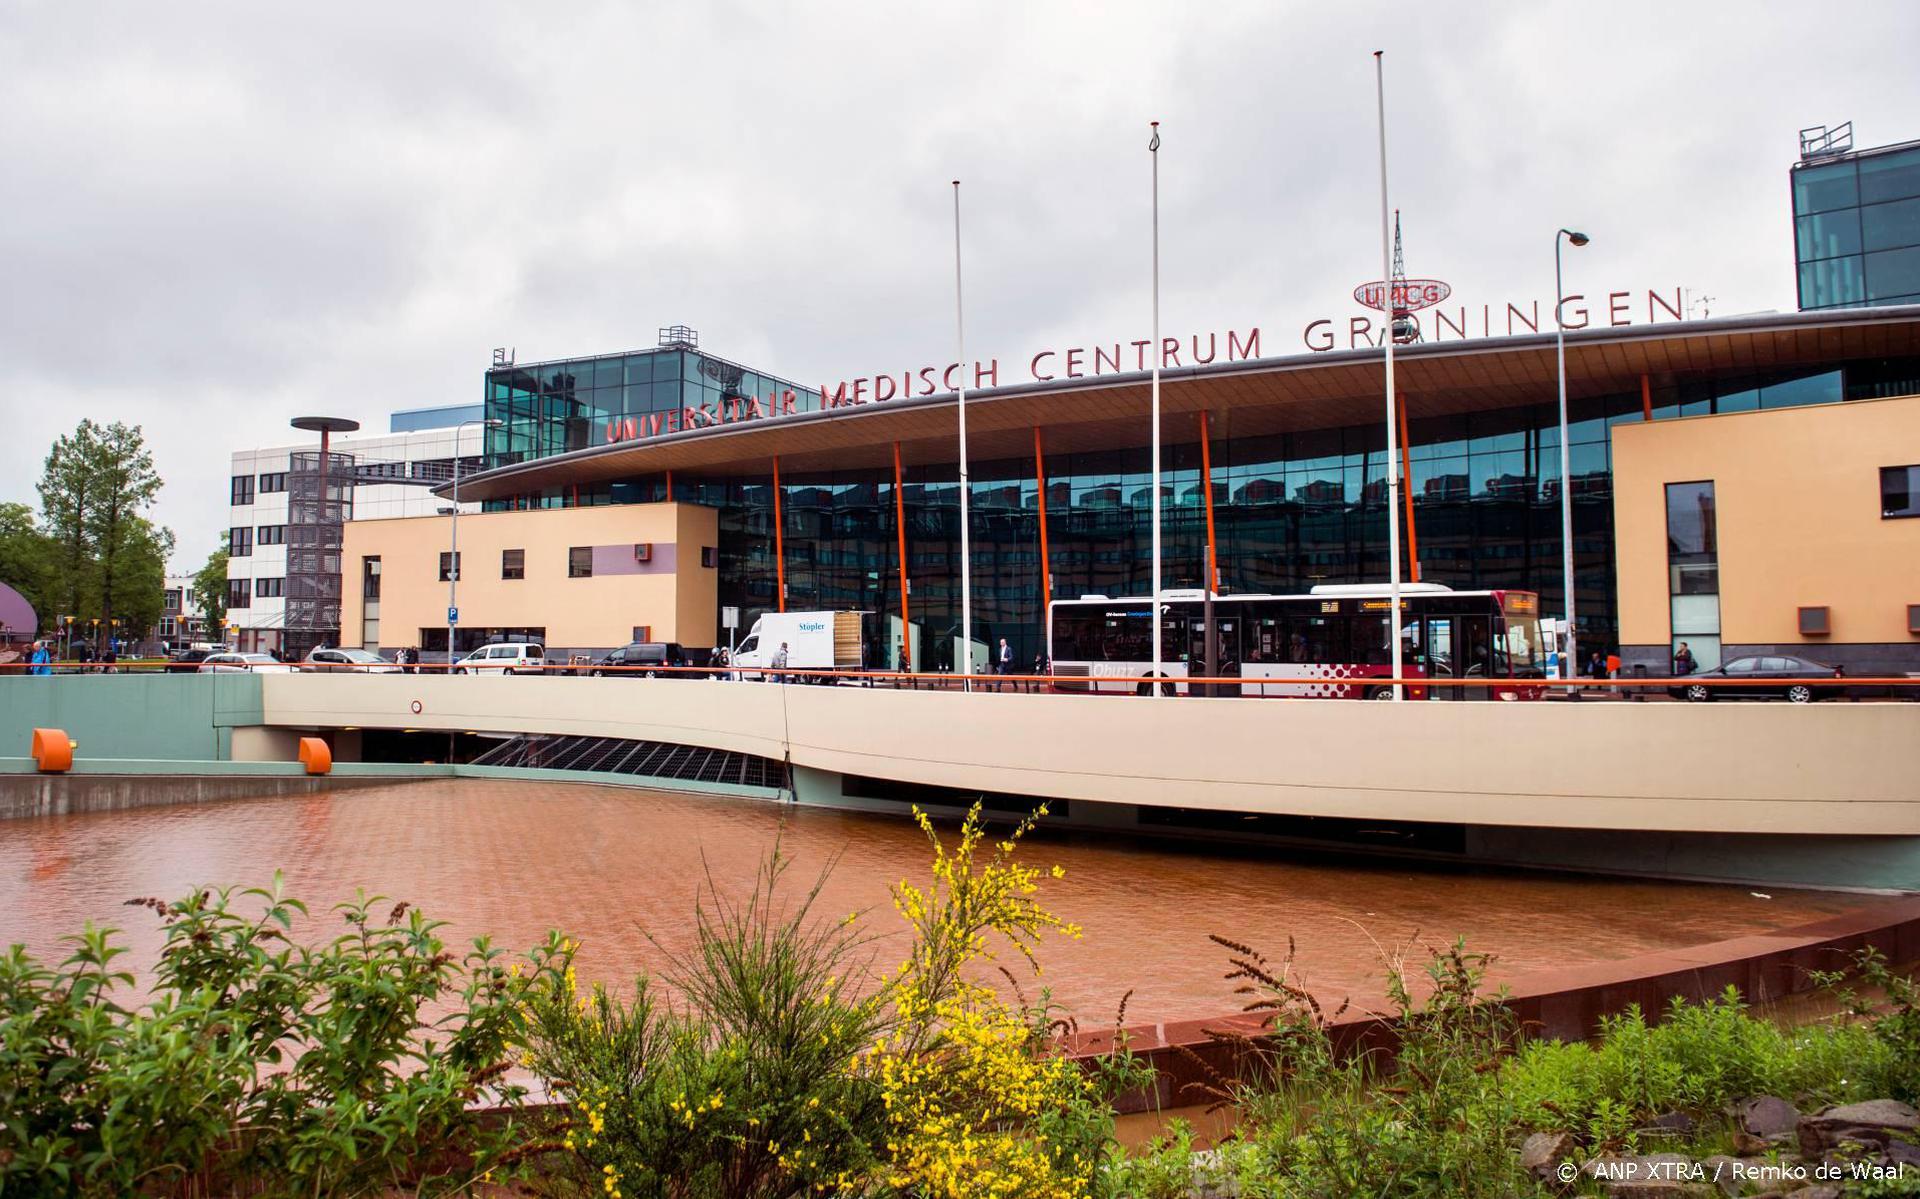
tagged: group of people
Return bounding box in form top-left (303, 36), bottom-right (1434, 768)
top-left (16, 641), bottom-right (115, 674)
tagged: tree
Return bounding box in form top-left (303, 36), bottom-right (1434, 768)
top-left (38, 421), bottom-right (103, 619)
top-left (0, 502), bottom-right (58, 634)
top-left (192, 535), bottom-right (230, 633)
top-left (107, 518), bottom-right (173, 641)
top-left (34, 419), bottom-right (169, 639)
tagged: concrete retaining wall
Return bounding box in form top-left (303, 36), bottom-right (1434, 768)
top-left (1073, 896), bottom-right (1920, 1114)
top-left (0, 765), bottom-right (424, 820)
top-left (0, 674), bottom-right (262, 761)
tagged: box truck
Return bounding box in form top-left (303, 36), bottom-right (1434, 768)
top-left (730, 611), bottom-right (867, 679)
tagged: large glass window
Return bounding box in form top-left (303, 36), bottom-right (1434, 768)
top-left (502, 548), bottom-right (525, 579)
top-left (438, 551), bottom-right (460, 582)
top-left (230, 475), bottom-right (254, 506)
top-left (1865, 246), bottom-right (1920, 302)
top-left (1793, 160), bottom-right (1858, 215)
top-left (1796, 209), bottom-right (1862, 260)
top-left (1862, 196), bottom-right (1920, 253)
top-left (1883, 465), bottom-right (1920, 519)
top-left (229, 526), bottom-right (253, 557)
top-left (568, 547), bottom-right (593, 578)
top-left (362, 557), bottom-right (382, 599)
top-left (1799, 257), bottom-right (1866, 308)
top-left (1664, 482), bottom-right (1716, 557)
top-left (1665, 481), bottom-right (1720, 672)
top-left (226, 579), bottom-right (251, 610)
top-left (1859, 146), bottom-right (1920, 205)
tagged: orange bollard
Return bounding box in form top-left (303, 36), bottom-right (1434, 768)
top-left (297, 736), bottom-right (333, 775)
top-left (31, 728), bottom-right (74, 773)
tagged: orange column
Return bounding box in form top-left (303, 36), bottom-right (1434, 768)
top-left (1197, 411), bottom-right (1220, 592)
top-left (1033, 427), bottom-right (1052, 614)
top-left (665, 469), bottom-right (675, 500)
top-left (1640, 373), bottom-right (1653, 422)
top-left (893, 442), bottom-right (911, 668)
top-left (772, 456), bottom-right (786, 612)
top-left (1397, 396), bottom-right (1421, 583)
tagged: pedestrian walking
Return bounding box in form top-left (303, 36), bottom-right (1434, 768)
top-left (1030, 652), bottom-right (1048, 693)
top-left (772, 641), bottom-right (790, 684)
top-left (996, 637), bottom-right (1013, 692)
top-left (1673, 642), bottom-right (1697, 677)
top-left (28, 641), bottom-right (51, 676)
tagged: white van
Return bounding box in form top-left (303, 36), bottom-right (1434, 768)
top-left (730, 612), bottom-right (865, 680)
top-left (453, 642), bottom-right (546, 676)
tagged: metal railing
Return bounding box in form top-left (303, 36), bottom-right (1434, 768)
top-left (8, 659), bottom-right (1916, 700)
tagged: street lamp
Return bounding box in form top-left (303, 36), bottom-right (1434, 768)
top-left (1555, 228), bottom-right (1590, 687)
top-left (445, 418), bottom-right (502, 671)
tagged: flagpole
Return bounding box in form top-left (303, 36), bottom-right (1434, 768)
top-left (1149, 120), bottom-right (1163, 699)
top-left (952, 180), bottom-right (973, 690)
top-left (1374, 52), bottom-right (1404, 701)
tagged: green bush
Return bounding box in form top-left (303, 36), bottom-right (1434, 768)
top-left (520, 850), bottom-right (893, 1199)
top-left (0, 875), bottom-right (566, 1197)
top-left (1503, 987), bottom-right (1891, 1135)
top-left (1815, 947), bottom-right (1920, 1104)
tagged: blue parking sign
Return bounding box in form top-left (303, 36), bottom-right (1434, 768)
top-left (447, 606), bottom-right (459, 625)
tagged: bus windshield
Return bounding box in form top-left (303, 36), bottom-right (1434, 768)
top-left (1497, 618), bottom-right (1543, 676)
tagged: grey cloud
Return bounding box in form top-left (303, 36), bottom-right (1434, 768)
top-left (1, 0), bottom-right (1916, 563)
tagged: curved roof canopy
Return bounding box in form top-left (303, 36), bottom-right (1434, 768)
top-left (444, 306), bottom-right (1920, 501)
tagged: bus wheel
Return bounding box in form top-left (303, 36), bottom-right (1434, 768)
top-left (1136, 675), bottom-right (1176, 697)
top-left (1366, 686), bottom-right (1396, 701)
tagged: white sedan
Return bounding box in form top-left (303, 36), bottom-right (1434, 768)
top-left (197, 652), bottom-right (297, 674)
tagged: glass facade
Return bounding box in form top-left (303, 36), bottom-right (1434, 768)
top-left (1795, 142), bottom-right (1920, 309)
top-left (483, 346), bottom-right (1920, 671)
top-left (483, 345), bottom-right (821, 476)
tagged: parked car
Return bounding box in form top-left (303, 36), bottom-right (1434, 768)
top-left (197, 652), bottom-right (297, 674)
top-left (303, 647), bottom-right (400, 674)
top-left (588, 642), bottom-right (690, 678)
top-left (1668, 654), bottom-right (1842, 703)
top-left (452, 642), bottom-right (546, 676)
top-left (165, 647), bottom-right (218, 673)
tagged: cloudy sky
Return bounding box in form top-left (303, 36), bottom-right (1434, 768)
top-left (3, 0), bottom-right (1917, 564)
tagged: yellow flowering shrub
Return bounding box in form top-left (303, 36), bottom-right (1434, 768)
top-left (871, 803), bottom-right (1110, 1199)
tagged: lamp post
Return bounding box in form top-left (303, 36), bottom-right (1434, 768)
top-left (445, 418), bottom-right (502, 671)
top-left (1555, 228), bottom-right (1590, 687)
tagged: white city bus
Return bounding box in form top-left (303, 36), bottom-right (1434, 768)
top-left (1047, 583), bottom-right (1546, 700)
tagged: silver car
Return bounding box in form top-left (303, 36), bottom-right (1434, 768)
top-left (197, 653), bottom-right (297, 674)
top-left (303, 647), bottom-right (400, 674)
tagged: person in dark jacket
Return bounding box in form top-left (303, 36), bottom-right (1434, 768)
top-left (1673, 642), bottom-right (1697, 676)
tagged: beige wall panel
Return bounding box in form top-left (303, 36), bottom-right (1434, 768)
top-left (1613, 395), bottom-right (1920, 647)
top-left (258, 676), bottom-right (1920, 836)
top-left (339, 504), bottom-right (717, 651)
